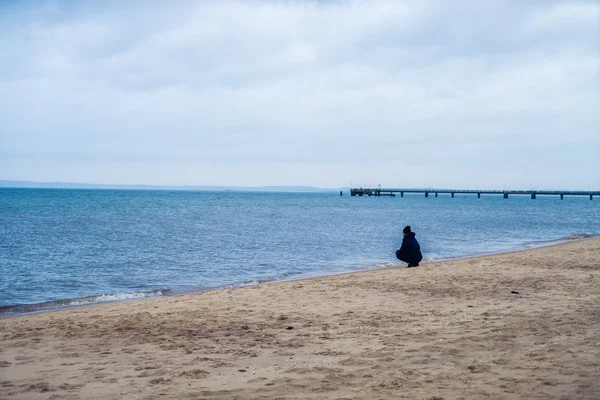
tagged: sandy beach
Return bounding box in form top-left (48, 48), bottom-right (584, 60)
top-left (1, 239), bottom-right (599, 399)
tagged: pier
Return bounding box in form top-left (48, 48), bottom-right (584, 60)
top-left (350, 187), bottom-right (599, 200)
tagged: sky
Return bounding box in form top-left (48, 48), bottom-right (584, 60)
top-left (1, 0), bottom-right (599, 189)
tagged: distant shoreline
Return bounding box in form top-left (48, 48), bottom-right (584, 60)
top-left (0, 180), bottom-right (344, 192)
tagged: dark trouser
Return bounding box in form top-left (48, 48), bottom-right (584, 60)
top-left (396, 253), bottom-right (422, 265)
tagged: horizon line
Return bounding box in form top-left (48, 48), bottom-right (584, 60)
top-left (0, 179), bottom-right (345, 192)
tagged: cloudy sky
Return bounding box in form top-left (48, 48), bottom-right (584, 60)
top-left (1, 0), bottom-right (598, 189)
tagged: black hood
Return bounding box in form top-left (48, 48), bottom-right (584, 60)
top-left (406, 232), bottom-right (416, 238)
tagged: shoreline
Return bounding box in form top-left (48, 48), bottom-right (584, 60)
top-left (1, 238), bottom-right (599, 399)
top-left (1, 234), bottom-right (596, 319)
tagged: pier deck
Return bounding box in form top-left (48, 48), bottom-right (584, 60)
top-left (350, 188), bottom-right (599, 199)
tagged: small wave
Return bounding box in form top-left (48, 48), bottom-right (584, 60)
top-left (359, 256), bottom-right (436, 271)
top-left (67, 289), bottom-right (171, 306)
top-left (239, 278), bottom-right (275, 286)
top-left (523, 234), bottom-right (597, 248)
top-left (239, 270), bottom-right (305, 286)
top-left (362, 262), bottom-right (398, 269)
top-left (0, 289), bottom-right (171, 317)
top-left (561, 234), bottom-right (596, 240)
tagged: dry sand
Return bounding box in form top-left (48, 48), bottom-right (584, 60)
top-left (1, 239), bottom-right (599, 400)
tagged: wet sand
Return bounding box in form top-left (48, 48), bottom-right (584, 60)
top-left (1, 239), bottom-right (599, 399)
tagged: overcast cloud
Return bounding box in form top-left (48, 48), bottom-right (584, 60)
top-left (1, 0), bottom-right (598, 189)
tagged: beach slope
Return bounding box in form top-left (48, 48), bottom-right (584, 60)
top-left (1, 239), bottom-right (599, 399)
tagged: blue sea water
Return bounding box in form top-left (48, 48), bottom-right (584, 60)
top-left (0, 188), bottom-right (598, 315)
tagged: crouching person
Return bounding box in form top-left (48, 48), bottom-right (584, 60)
top-left (395, 225), bottom-right (423, 268)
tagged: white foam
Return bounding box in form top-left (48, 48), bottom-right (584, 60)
top-left (67, 290), bottom-right (170, 306)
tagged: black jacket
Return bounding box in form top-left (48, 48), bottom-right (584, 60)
top-left (396, 232), bottom-right (423, 263)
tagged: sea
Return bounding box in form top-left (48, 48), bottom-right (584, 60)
top-left (1, 188), bottom-right (598, 316)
